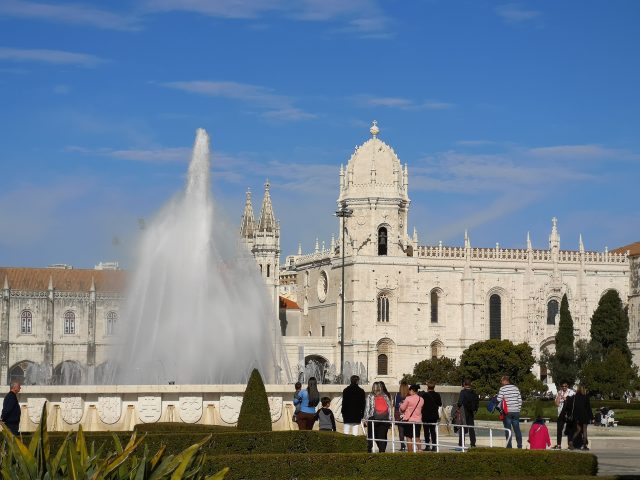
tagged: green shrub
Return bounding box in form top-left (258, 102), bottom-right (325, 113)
top-left (237, 368), bottom-right (272, 432)
top-left (200, 450), bottom-right (597, 479)
top-left (135, 423), bottom-right (235, 433)
top-left (35, 430), bottom-right (366, 456)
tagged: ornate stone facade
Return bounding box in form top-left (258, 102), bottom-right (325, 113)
top-left (282, 123), bottom-right (637, 384)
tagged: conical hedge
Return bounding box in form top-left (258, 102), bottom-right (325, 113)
top-left (237, 368), bottom-right (272, 431)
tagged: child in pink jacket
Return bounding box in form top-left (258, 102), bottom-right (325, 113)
top-left (528, 416), bottom-right (551, 450)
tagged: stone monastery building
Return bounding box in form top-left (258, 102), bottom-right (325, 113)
top-left (1, 122), bottom-right (638, 386)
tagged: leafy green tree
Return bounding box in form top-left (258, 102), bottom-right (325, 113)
top-left (590, 290), bottom-right (631, 360)
top-left (543, 294), bottom-right (578, 387)
top-left (237, 368), bottom-right (272, 431)
top-left (581, 348), bottom-right (638, 399)
top-left (403, 356), bottom-right (460, 386)
top-left (457, 339), bottom-right (545, 398)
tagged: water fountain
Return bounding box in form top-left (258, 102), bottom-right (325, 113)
top-left (104, 129), bottom-right (286, 384)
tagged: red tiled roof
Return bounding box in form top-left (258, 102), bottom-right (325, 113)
top-left (0, 267), bottom-right (126, 292)
top-left (279, 296), bottom-right (299, 309)
top-left (612, 242), bottom-right (640, 257)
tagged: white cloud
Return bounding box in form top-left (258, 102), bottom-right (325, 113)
top-left (160, 80), bottom-right (316, 121)
top-left (528, 144), bottom-right (622, 159)
top-left (53, 84), bottom-right (70, 94)
top-left (0, 0), bottom-right (140, 30)
top-left (357, 95), bottom-right (454, 110)
top-left (0, 47), bottom-right (105, 67)
top-left (495, 3), bottom-right (540, 23)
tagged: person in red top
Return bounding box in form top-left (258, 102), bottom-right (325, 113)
top-left (527, 416), bottom-right (551, 450)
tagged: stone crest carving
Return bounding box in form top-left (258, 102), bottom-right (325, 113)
top-left (27, 398), bottom-right (47, 424)
top-left (179, 396), bottom-right (202, 423)
top-left (267, 396), bottom-right (282, 422)
top-left (97, 396), bottom-right (121, 424)
top-left (219, 395), bottom-right (243, 424)
top-left (61, 397), bottom-right (84, 424)
top-left (138, 396), bottom-right (162, 423)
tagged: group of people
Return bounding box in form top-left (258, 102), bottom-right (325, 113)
top-left (554, 383), bottom-right (592, 450)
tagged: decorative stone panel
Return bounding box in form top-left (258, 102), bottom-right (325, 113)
top-left (61, 397), bottom-right (84, 424)
top-left (27, 398), bottom-right (47, 424)
top-left (138, 396), bottom-right (162, 423)
top-left (219, 396), bottom-right (242, 424)
top-left (268, 396), bottom-right (283, 422)
top-left (97, 396), bottom-right (121, 424)
top-left (178, 396), bottom-right (202, 423)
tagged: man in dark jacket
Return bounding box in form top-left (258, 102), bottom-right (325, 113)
top-left (341, 375), bottom-right (366, 435)
top-left (420, 381), bottom-right (442, 451)
top-left (458, 378), bottom-right (479, 448)
top-left (1, 382), bottom-right (21, 435)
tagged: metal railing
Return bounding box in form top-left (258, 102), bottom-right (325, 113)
top-left (363, 419), bottom-right (513, 453)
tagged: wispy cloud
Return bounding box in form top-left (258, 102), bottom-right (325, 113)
top-left (495, 3), bottom-right (540, 23)
top-left (66, 145), bottom-right (191, 164)
top-left (356, 95), bottom-right (454, 110)
top-left (143, 0), bottom-right (391, 37)
top-left (0, 47), bottom-right (105, 67)
top-left (160, 80), bottom-right (316, 121)
top-left (527, 144), bottom-right (636, 160)
top-left (0, 0), bottom-right (140, 30)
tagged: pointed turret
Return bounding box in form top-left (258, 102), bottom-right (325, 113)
top-left (90, 277), bottom-right (96, 292)
top-left (549, 217), bottom-right (560, 251)
top-left (297, 242), bottom-right (302, 256)
top-left (579, 234), bottom-right (585, 254)
top-left (527, 231), bottom-right (532, 250)
top-left (2, 275), bottom-right (8, 290)
top-left (240, 189), bottom-right (256, 238)
top-left (315, 238), bottom-right (319, 253)
top-left (464, 230), bottom-right (471, 249)
top-left (257, 180), bottom-right (276, 232)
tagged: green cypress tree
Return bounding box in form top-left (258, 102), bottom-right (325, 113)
top-left (590, 290), bottom-right (631, 361)
top-left (549, 294), bottom-right (577, 387)
top-left (237, 368), bottom-right (272, 432)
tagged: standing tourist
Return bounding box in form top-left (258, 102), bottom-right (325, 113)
top-left (394, 380), bottom-right (410, 451)
top-left (527, 415), bottom-right (551, 450)
top-left (315, 397), bottom-right (337, 431)
top-left (341, 375), bottom-right (366, 435)
top-left (292, 381), bottom-right (302, 423)
top-left (570, 385), bottom-right (593, 450)
top-left (457, 379), bottom-right (479, 448)
top-left (364, 382), bottom-right (392, 453)
top-left (399, 384), bottom-right (424, 452)
top-left (294, 377), bottom-right (320, 430)
top-left (496, 375), bottom-right (523, 448)
top-left (553, 382), bottom-right (574, 449)
top-left (1, 382), bottom-right (21, 435)
top-left (420, 381), bottom-right (442, 451)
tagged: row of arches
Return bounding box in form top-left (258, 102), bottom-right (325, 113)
top-left (13, 309), bottom-right (118, 336)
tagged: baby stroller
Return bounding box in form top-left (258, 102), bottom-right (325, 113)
top-left (600, 409), bottom-right (615, 427)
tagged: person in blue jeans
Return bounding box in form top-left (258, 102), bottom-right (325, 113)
top-left (496, 375), bottom-right (523, 448)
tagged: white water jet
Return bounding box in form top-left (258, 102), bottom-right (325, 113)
top-left (106, 129), bottom-right (283, 384)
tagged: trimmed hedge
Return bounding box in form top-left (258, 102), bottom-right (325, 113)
top-left (200, 450), bottom-right (597, 479)
top-left (28, 430), bottom-right (366, 456)
top-left (134, 422), bottom-right (235, 433)
top-left (237, 368), bottom-right (272, 431)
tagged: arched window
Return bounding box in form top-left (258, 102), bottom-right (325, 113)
top-left (489, 294), bottom-right (501, 339)
top-left (20, 310), bottom-right (32, 334)
top-left (547, 299), bottom-right (559, 325)
top-left (64, 311), bottom-right (76, 335)
top-left (53, 360), bottom-right (82, 385)
top-left (267, 264), bottom-right (270, 278)
top-left (430, 289), bottom-right (440, 323)
top-left (540, 364), bottom-right (548, 384)
top-left (431, 340), bottom-right (444, 359)
top-left (259, 264), bottom-right (263, 274)
top-left (378, 227), bottom-right (388, 256)
top-left (106, 311), bottom-right (118, 336)
top-left (377, 354), bottom-right (388, 375)
top-left (377, 294), bottom-right (389, 322)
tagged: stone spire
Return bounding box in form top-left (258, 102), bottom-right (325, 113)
top-left (257, 180), bottom-right (276, 232)
top-left (240, 188), bottom-right (256, 238)
top-left (2, 275), bottom-right (7, 290)
top-left (549, 217), bottom-right (560, 251)
top-left (527, 231), bottom-right (532, 250)
top-left (579, 234), bottom-right (585, 254)
top-left (464, 229), bottom-right (471, 249)
top-left (297, 242), bottom-right (302, 255)
top-left (90, 277), bottom-right (96, 292)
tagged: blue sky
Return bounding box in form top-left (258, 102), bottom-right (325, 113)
top-left (1, 0), bottom-right (639, 268)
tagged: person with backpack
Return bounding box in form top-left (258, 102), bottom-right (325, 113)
top-left (399, 384), bottom-right (424, 452)
top-left (364, 382), bottom-right (393, 453)
top-left (420, 381), bottom-right (442, 451)
top-left (294, 377), bottom-right (320, 430)
top-left (457, 378), bottom-right (479, 448)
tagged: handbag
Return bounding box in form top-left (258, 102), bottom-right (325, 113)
top-left (565, 398), bottom-right (575, 423)
top-left (401, 397), bottom-right (423, 422)
top-left (498, 398), bottom-right (508, 421)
